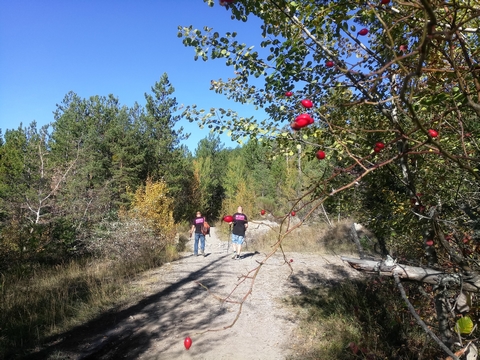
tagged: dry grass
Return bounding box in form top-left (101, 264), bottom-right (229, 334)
top-left (284, 278), bottom-right (438, 360)
top-left (284, 281), bottom-right (375, 360)
top-left (248, 218), bottom-right (377, 257)
top-left (0, 220), bottom-right (183, 359)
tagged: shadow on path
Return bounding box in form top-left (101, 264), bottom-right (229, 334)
top-left (22, 254), bottom-right (232, 360)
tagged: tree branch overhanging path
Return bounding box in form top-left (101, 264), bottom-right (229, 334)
top-left (178, 0), bottom-right (480, 357)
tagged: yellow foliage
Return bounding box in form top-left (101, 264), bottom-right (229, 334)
top-left (129, 178), bottom-right (176, 239)
top-left (221, 178), bottom-right (256, 218)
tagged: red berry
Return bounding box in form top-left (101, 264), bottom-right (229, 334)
top-left (326, 61), bottom-right (334, 68)
top-left (261, 209), bottom-right (266, 215)
top-left (301, 99), bottom-right (313, 108)
top-left (184, 337), bottom-right (192, 350)
top-left (380, 0), bottom-right (390, 4)
top-left (428, 129), bottom-right (439, 138)
top-left (358, 28), bottom-right (369, 36)
top-left (289, 259), bottom-right (293, 263)
top-left (294, 118), bottom-right (309, 128)
top-left (291, 211), bottom-right (296, 216)
top-left (316, 150), bottom-right (326, 159)
top-left (425, 239), bottom-right (434, 246)
top-left (374, 147), bottom-right (382, 153)
top-left (399, 45), bottom-right (407, 52)
top-left (294, 114), bottom-right (313, 128)
top-left (285, 91), bottom-right (293, 97)
top-left (375, 141), bottom-right (385, 149)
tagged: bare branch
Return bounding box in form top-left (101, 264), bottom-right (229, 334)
top-left (394, 273), bottom-right (459, 360)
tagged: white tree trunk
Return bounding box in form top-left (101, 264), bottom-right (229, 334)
top-left (341, 256), bottom-right (480, 292)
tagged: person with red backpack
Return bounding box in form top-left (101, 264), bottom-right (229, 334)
top-left (190, 211), bottom-right (207, 257)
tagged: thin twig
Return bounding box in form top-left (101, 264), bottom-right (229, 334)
top-left (393, 273), bottom-right (459, 360)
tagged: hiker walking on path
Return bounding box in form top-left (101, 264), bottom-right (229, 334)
top-left (230, 206), bottom-right (248, 260)
top-left (190, 211), bottom-right (206, 257)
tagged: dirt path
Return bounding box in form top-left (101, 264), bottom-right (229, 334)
top-left (27, 227), bottom-right (363, 360)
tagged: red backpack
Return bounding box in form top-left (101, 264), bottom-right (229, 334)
top-left (201, 218), bottom-right (210, 236)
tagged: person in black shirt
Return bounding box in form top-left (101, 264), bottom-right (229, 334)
top-left (229, 206), bottom-right (248, 260)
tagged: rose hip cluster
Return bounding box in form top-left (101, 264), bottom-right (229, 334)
top-left (285, 95), bottom-right (314, 130)
top-left (287, 98), bottom-right (315, 130)
top-left (285, 95), bottom-right (326, 160)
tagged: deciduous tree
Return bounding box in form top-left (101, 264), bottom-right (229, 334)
top-left (179, 0), bottom-right (480, 355)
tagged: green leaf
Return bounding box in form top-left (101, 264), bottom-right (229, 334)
top-left (455, 316), bottom-right (474, 335)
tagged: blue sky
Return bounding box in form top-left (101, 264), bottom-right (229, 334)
top-left (0, 0), bottom-right (265, 152)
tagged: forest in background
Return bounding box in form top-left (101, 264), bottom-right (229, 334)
top-left (0, 72), bottom-right (331, 271)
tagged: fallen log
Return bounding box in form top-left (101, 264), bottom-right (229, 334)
top-left (341, 256), bottom-right (480, 292)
